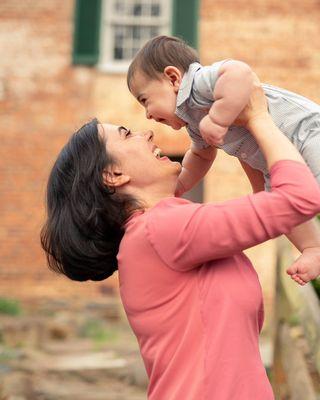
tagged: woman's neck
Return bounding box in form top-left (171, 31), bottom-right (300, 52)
top-left (142, 189), bottom-right (175, 209)
top-left (128, 185), bottom-right (175, 210)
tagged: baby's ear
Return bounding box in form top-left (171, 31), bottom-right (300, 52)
top-left (164, 66), bottom-right (182, 91)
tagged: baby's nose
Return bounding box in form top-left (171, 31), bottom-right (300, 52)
top-left (146, 109), bottom-right (152, 120)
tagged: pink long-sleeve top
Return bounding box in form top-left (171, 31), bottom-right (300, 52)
top-left (117, 160), bottom-right (320, 400)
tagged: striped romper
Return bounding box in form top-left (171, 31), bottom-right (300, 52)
top-left (175, 61), bottom-right (320, 189)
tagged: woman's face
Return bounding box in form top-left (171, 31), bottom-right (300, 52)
top-left (99, 124), bottom-right (181, 191)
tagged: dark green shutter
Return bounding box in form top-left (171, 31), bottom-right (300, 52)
top-left (72, 0), bottom-right (102, 65)
top-left (172, 0), bottom-right (199, 49)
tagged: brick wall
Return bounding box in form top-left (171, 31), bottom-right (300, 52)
top-left (1, 0), bottom-right (319, 300)
top-left (0, 0), bottom-right (102, 297)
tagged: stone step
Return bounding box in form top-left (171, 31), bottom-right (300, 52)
top-left (1, 371), bottom-right (146, 400)
top-left (11, 348), bottom-right (148, 389)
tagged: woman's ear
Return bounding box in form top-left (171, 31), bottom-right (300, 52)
top-left (163, 66), bottom-right (182, 92)
top-left (102, 167), bottom-right (130, 188)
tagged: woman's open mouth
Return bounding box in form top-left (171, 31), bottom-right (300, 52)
top-left (152, 147), bottom-right (170, 162)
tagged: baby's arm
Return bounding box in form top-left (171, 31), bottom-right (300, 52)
top-left (199, 61), bottom-right (254, 146)
top-left (175, 144), bottom-right (217, 197)
top-left (285, 221), bottom-right (320, 284)
top-left (240, 160), bottom-right (320, 284)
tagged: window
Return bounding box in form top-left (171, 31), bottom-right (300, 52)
top-left (99, 0), bottom-right (171, 72)
top-left (73, 0), bottom-right (199, 69)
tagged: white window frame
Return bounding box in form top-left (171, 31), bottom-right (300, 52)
top-left (98, 0), bottom-right (172, 73)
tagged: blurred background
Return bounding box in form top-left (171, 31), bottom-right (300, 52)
top-left (0, 0), bottom-right (319, 399)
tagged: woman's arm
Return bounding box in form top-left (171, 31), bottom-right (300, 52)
top-left (240, 159), bottom-right (320, 284)
top-left (236, 82), bottom-right (305, 168)
top-left (146, 85), bottom-right (320, 271)
top-left (147, 161), bottom-right (320, 271)
top-left (241, 160), bottom-right (320, 252)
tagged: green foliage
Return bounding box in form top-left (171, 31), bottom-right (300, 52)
top-left (311, 279), bottom-right (320, 299)
top-left (80, 319), bottom-right (118, 346)
top-left (288, 313), bottom-right (300, 327)
top-left (0, 298), bottom-right (21, 316)
top-left (312, 215), bottom-right (320, 298)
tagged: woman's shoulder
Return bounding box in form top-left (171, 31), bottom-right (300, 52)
top-left (124, 197), bottom-right (198, 236)
top-left (148, 197), bottom-right (201, 220)
top-left (153, 196), bottom-right (193, 209)
top-left (124, 197), bottom-right (204, 241)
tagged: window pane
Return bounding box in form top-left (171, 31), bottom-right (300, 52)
top-left (101, 0), bottom-right (172, 66)
top-left (151, 3), bottom-right (160, 16)
top-left (132, 26), bottom-right (141, 39)
top-left (133, 3), bottom-right (142, 16)
top-left (114, 0), bottom-right (125, 13)
top-left (114, 26), bottom-right (124, 45)
top-left (114, 46), bottom-right (123, 59)
top-left (112, 23), bottom-right (162, 61)
top-left (112, 0), bottom-right (163, 18)
top-left (132, 47), bottom-right (140, 57)
top-left (150, 26), bottom-right (159, 37)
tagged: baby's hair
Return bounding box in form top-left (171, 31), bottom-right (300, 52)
top-left (127, 35), bottom-right (199, 91)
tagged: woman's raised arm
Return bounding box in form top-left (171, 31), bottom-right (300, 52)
top-left (146, 84), bottom-right (320, 271)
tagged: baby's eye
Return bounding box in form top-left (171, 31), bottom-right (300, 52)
top-left (125, 129), bottom-right (131, 137)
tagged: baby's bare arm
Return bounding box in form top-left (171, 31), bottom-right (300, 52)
top-left (199, 61), bottom-right (254, 146)
top-left (175, 145), bottom-right (217, 196)
top-left (210, 61), bottom-right (254, 126)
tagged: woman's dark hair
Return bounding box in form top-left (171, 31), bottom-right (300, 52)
top-left (127, 35), bottom-right (199, 90)
top-left (40, 119), bottom-right (139, 282)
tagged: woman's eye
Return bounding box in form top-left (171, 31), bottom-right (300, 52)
top-left (120, 127), bottom-right (131, 137)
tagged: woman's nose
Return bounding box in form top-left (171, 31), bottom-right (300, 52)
top-left (132, 130), bottom-right (154, 141)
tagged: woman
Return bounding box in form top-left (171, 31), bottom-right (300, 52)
top-left (41, 85), bottom-right (320, 399)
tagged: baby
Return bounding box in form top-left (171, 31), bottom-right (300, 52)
top-left (127, 35), bottom-right (320, 285)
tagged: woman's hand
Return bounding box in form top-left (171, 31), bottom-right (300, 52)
top-left (234, 74), bottom-right (269, 129)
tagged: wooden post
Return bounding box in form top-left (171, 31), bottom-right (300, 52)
top-left (271, 238), bottom-right (320, 399)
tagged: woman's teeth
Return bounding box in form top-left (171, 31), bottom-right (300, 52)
top-left (153, 148), bottom-right (161, 158)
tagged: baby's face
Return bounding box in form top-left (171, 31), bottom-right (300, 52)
top-left (130, 70), bottom-right (186, 130)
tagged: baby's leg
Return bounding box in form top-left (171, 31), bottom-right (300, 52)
top-left (300, 126), bottom-right (320, 185)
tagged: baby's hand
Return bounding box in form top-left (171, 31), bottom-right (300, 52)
top-left (286, 247), bottom-right (320, 285)
top-left (233, 74), bottom-right (267, 129)
top-left (199, 115), bottom-right (228, 146)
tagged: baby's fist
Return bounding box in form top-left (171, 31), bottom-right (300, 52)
top-left (199, 115), bottom-right (228, 146)
top-left (286, 247), bottom-right (320, 285)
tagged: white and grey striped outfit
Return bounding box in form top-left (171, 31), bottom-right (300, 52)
top-left (175, 62), bottom-right (320, 189)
